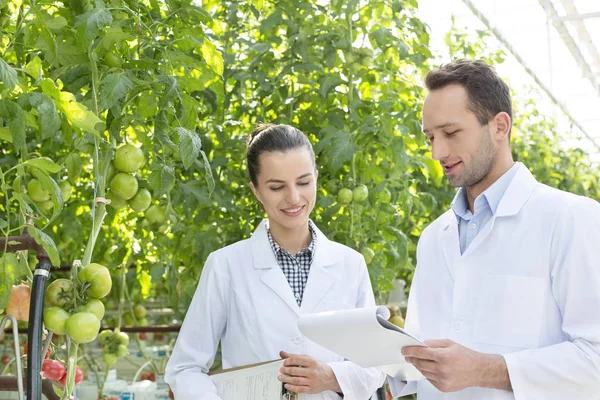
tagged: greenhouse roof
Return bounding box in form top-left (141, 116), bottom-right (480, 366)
top-left (418, 0), bottom-right (600, 159)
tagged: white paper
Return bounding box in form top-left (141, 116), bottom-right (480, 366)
top-left (211, 360), bottom-right (285, 400)
top-left (298, 306), bottom-right (426, 381)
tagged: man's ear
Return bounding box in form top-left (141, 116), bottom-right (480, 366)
top-left (493, 112), bottom-right (511, 141)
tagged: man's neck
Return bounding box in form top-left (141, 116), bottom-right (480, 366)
top-left (269, 221), bottom-right (312, 255)
top-left (466, 156), bottom-right (515, 213)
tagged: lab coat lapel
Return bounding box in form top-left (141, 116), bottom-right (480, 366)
top-left (251, 220), bottom-right (301, 316)
top-left (300, 225), bottom-right (337, 314)
top-left (441, 212), bottom-right (461, 279)
top-left (461, 164), bottom-right (538, 258)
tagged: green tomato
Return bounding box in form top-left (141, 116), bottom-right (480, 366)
top-left (115, 331), bottom-right (130, 346)
top-left (106, 162), bottom-right (117, 185)
top-left (114, 144), bottom-right (145, 173)
top-left (37, 200), bottom-right (54, 213)
top-left (103, 352), bottom-right (118, 366)
top-left (27, 179), bottom-right (50, 202)
top-left (128, 188), bottom-right (152, 212)
top-left (138, 317), bottom-right (148, 327)
top-left (45, 279), bottom-right (72, 308)
top-left (353, 185), bottom-right (369, 202)
top-left (66, 312), bottom-right (101, 344)
top-left (134, 304), bottom-right (147, 319)
top-left (78, 263), bottom-right (112, 299)
top-left (116, 344), bottom-right (129, 358)
top-left (123, 313), bottom-right (134, 326)
top-left (377, 188), bottom-right (392, 204)
top-left (145, 204), bottom-right (166, 224)
top-left (79, 298), bottom-right (105, 320)
top-left (107, 192), bottom-right (128, 210)
top-left (44, 307), bottom-right (71, 335)
top-left (104, 51), bottom-right (122, 68)
top-left (99, 330), bottom-right (113, 345)
top-left (337, 188), bottom-right (353, 204)
top-left (361, 247), bottom-right (375, 264)
top-left (325, 180), bottom-right (338, 195)
top-left (109, 173), bottom-right (139, 200)
top-left (59, 181), bottom-right (72, 202)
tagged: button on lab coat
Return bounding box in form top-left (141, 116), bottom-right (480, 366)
top-left (390, 164), bottom-right (600, 400)
top-left (165, 220), bottom-right (385, 399)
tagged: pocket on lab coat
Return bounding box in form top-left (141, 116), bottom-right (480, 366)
top-left (472, 274), bottom-right (545, 349)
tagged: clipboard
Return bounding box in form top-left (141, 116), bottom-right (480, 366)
top-left (210, 359), bottom-right (298, 399)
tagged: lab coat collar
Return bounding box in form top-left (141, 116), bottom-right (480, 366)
top-left (442, 162), bottom-right (537, 230)
top-left (251, 219), bottom-right (337, 316)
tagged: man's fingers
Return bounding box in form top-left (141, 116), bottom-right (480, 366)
top-left (278, 373), bottom-right (309, 386)
top-left (280, 350), bottom-right (293, 359)
top-left (402, 346), bottom-right (439, 361)
top-left (424, 339), bottom-right (453, 348)
top-left (282, 355), bottom-right (313, 367)
top-left (279, 366), bottom-right (310, 378)
top-left (406, 357), bottom-right (439, 374)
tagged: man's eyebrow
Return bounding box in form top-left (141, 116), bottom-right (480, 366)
top-left (423, 122), bottom-right (458, 134)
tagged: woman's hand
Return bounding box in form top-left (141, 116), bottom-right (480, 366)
top-left (277, 350), bottom-right (342, 394)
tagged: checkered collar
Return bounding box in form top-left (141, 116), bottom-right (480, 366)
top-left (266, 220), bottom-right (317, 258)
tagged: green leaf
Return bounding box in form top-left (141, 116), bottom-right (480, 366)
top-left (58, 91), bottom-right (102, 135)
top-left (321, 130), bottom-right (357, 173)
top-left (260, 10), bottom-right (282, 33)
top-left (150, 264), bottom-right (164, 283)
top-left (75, 0), bottom-right (113, 44)
top-left (99, 73), bottom-right (133, 111)
top-left (0, 58), bottom-right (18, 91)
top-left (24, 157), bottom-right (62, 174)
top-left (0, 254), bottom-right (18, 310)
top-left (177, 127), bottom-right (203, 170)
top-left (149, 164), bottom-right (176, 195)
top-left (21, 93), bottom-right (61, 139)
top-left (0, 127), bottom-right (12, 143)
top-left (0, 100), bottom-right (26, 154)
top-left (46, 15), bottom-right (68, 30)
top-left (29, 226), bottom-right (61, 266)
top-left (319, 75), bottom-right (342, 98)
top-left (201, 40), bottom-right (224, 76)
top-left (24, 56), bottom-right (43, 79)
top-left (65, 153), bottom-right (83, 182)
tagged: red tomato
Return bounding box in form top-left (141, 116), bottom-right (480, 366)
top-left (41, 359), bottom-right (65, 381)
top-left (59, 365), bottom-right (84, 386)
top-left (5, 283), bottom-right (31, 322)
top-left (139, 332), bottom-right (147, 340)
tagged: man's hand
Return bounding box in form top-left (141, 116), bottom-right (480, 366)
top-left (278, 351), bottom-right (342, 394)
top-left (401, 339), bottom-right (512, 393)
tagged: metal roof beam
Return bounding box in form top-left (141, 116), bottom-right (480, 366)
top-left (538, 0), bottom-right (599, 94)
top-left (460, 0), bottom-right (600, 151)
top-left (556, 11), bottom-right (600, 21)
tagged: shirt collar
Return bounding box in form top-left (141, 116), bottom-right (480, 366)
top-left (266, 220), bottom-right (317, 258)
top-left (451, 162), bottom-right (521, 219)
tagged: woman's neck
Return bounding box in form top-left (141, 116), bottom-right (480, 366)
top-left (268, 220), bottom-right (312, 256)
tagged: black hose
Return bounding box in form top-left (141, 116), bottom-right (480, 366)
top-left (26, 255), bottom-right (52, 400)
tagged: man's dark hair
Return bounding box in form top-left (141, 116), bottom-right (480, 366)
top-left (246, 123), bottom-right (316, 186)
top-left (425, 60), bottom-right (512, 135)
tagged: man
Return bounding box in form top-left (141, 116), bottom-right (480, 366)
top-left (389, 60), bottom-right (600, 400)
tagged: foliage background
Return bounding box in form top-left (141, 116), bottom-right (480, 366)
top-left (1, 0), bottom-right (599, 318)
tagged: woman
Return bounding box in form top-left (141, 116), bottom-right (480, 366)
top-left (165, 124), bottom-right (385, 399)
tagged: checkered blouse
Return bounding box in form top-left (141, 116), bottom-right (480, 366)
top-left (266, 221), bottom-right (317, 306)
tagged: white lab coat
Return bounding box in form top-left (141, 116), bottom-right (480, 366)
top-left (390, 163), bottom-right (600, 400)
top-left (165, 220), bottom-right (385, 399)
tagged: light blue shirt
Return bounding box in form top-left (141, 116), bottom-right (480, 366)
top-left (451, 163), bottom-right (520, 254)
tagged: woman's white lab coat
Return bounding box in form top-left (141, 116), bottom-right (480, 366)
top-left (165, 220), bottom-right (385, 399)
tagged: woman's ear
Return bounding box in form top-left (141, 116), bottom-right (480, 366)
top-left (250, 182), bottom-right (262, 203)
